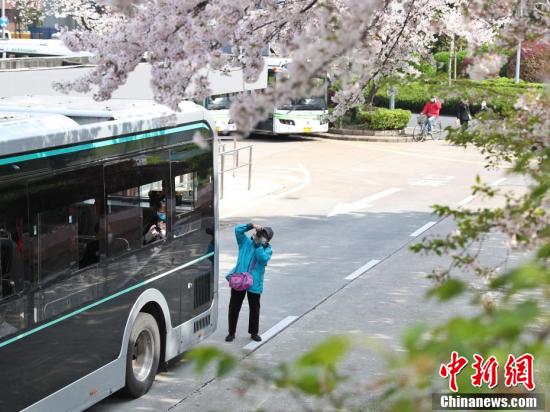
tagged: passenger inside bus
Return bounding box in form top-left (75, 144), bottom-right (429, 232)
top-left (143, 192), bottom-right (167, 244)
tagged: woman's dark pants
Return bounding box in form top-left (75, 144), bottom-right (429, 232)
top-left (228, 289), bottom-right (261, 335)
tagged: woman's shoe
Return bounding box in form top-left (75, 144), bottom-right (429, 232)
top-left (250, 334), bottom-right (262, 342)
top-left (225, 334), bottom-right (235, 342)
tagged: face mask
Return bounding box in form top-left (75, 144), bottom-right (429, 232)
top-left (431, 98), bottom-right (436, 103)
top-left (158, 212), bottom-right (166, 221)
top-left (261, 237), bottom-right (268, 245)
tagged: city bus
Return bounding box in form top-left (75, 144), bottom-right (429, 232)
top-left (0, 96), bottom-right (218, 411)
top-left (205, 94), bottom-right (236, 135)
top-left (0, 38), bottom-right (92, 58)
top-left (255, 66), bottom-right (330, 135)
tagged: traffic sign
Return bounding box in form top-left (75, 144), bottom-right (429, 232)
top-left (0, 17), bottom-right (9, 28)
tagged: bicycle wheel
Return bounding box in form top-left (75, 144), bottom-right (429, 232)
top-left (412, 125), bottom-right (425, 142)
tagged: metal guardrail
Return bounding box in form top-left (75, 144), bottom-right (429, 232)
top-left (219, 139), bottom-right (253, 200)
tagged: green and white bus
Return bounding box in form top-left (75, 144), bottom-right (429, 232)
top-left (0, 96), bottom-right (218, 411)
top-left (205, 94), bottom-right (236, 135)
top-left (255, 66), bottom-right (330, 135)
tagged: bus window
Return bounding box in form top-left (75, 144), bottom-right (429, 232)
top-left (105, 160), bottom-right (142, 258)
top-left (37, 208), bottom-right (79, 279)
top-left (76, 199), bottom-right (102, 269)
top-left (170, 145), bottom-right (203, 238)
top-left (172, 172), bottom-right (197, 238)
top-left (0, 184), bottom-right (28, 298)
top-left (29, 167), bottom-right (103, 281)
top-left (137, 151), bottom-right (169, 244)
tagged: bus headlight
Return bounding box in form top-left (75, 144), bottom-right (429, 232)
top-left (279, 119), bottom-right (295, 125)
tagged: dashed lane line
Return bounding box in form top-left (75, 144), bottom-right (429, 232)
top-left (243, 316), bottom-right (299, 351)
top-left (456, 177), bottom-right (507, 207)
top-left (344, 259), bottom-right (381, 281)
top-left (410, 221), bottom-right (437, 237)
top-left (457, 195), bottom-right (477, 207)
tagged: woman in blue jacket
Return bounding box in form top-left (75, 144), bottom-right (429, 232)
top-left (225, 223), bottom-right (273, 342)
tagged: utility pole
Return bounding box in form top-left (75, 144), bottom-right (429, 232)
top-left (514, 0), bottom-right (524, 84)
top-left (448, 36), bottom-right (454, 86)
top-left (454, 46), bottom-right (458, 80)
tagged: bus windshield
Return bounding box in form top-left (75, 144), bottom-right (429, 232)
top-left (206, 95), bottom-right (232, 110)
top-left (278, 96), bottom-right (327, 111)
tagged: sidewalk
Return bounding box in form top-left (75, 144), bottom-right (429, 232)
top-left (219, 169), bottom-right (283, 218)
top-left (310, 130), bottom-right (412, 143)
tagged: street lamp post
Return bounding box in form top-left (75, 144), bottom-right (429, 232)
top-left (388, 86), bottom-right (397, 110)
top-left (514, 0), bottom-right (525, 84)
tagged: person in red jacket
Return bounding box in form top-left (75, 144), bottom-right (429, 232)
top-left (421, 96), bottom-right (442, 134)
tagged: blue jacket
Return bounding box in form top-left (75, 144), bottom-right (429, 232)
top-left (226, 223), bottom-right (272, 294)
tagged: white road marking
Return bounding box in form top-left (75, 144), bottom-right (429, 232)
top-left (457, 195), bottom-right (477, 207)
top-left (456, 177), bottom-right (507, 207)
top-left (492, 177), bottom-right (507, 186)
top-left (410, 221), bottom-right (437, 237)
top-left (273, 163), bottom-right (311, 199)
top-left (243, 315), bottom-right (299, 351)
top-left (221, 163), bottom-right (311, 219)
top-left (344, 259), bottom-right (381, 281)
top-left (251, 172), bottom-right (305, 182)
top-left (409, 175), bottom-right (455, 187)
top-left (327, 188), bottom-right (401, 217)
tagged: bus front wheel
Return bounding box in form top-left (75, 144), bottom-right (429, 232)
top-left (124, 312), bottom-right (161, 398)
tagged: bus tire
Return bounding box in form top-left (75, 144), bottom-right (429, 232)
top-left (124, 312), bottom-right (161, 398)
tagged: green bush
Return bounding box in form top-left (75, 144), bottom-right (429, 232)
top-left (371, 77), bottom-right (543, 116)
top-left (434, 50), bottom-right (468, 73)
top-left (355, 108), bottom-right (411, 130)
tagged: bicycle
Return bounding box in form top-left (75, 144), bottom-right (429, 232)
top-left (412, 114), bottom-right (443, 142)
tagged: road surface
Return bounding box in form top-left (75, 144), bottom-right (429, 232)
top-left (91, 135), bottom-right (520, 411)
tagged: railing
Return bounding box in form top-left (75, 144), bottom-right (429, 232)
top-left (218, 140), bottom-right (253, 200)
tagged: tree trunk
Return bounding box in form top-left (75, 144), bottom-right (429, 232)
top-left (365, 81), bottom-right (379, 106)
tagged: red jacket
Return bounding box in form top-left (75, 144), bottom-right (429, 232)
top-left (422, 100), bottom-right (441, 117)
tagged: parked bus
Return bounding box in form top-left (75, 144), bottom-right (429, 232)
top-left (0, 38), bottom-right (92, 58)
top-left (205, 94), bottom-right (236, 135)
top-left (0, 96), bottom-right (218, 411)
top-left (255, 66), bottom-right (329, 135)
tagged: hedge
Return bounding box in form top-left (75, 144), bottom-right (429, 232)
top-left (355, 108), bottom-right (411, 130)
top-left (372, 77), bottom-right (543, 116)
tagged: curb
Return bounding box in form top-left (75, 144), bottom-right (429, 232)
top-left (309, 132), bottom-right (412, 143)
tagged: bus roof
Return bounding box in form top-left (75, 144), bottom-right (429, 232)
top-left (0, 96), bottom-right (210, 158)
top-left (0, 39), bottom-right (92, 58)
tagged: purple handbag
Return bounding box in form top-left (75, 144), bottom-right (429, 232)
top-left (228, 258), bottom-right (256, 291)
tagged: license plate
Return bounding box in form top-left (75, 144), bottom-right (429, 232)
top-left (303, 127), bottom-right (312, 133)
